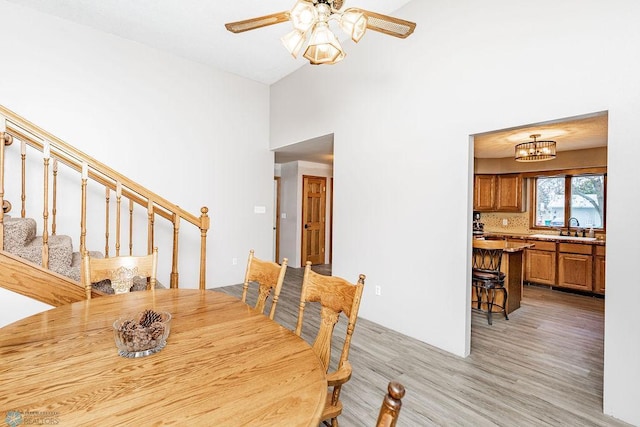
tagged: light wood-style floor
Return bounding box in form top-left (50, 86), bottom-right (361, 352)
top-left (216, 265), bottom-right (629, 427)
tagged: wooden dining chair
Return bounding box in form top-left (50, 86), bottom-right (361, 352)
top-left (81, 247), bottom-right (158, 298)
top-left (241, 249), bottom-right (288, 320)
top-left (295, 261), bottom-right (365, 427)
top-left (376, 381), bottom-right (406, 427)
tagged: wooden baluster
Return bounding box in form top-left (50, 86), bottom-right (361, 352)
top-left (116, 181), bottom-right (122, 256)
top-left (80, 162), bottom-right (88, 255)
top-left (0, 117), bottom-right (9, 250)
top-left (199, 207), bottom-right (210, 290)
top-left (20, 140), bottom-right (26, 218)
top-left (51, 159), bottom-right (58, 235)
top-left (129, 198), bottom-right (133, 256)
top-left (42, 141), bottom-right (50, 269)
top-left (171, 214), bottom-right (180, 288)
top-left (104, 187), bottom-right (110, 258)
top-left (147, 200), bottom-right (154, 255)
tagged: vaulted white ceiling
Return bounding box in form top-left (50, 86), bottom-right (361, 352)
top-left (6, 0), bottom-right (414, 85)
top-left (5, 0), bottom-right (608, 159)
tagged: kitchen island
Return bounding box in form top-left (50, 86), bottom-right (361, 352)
top-left (472, 239), bottom-right (533, 314)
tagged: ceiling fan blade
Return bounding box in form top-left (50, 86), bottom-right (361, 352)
top-left (350, 8), bottom-right (416, 39)
top-left (225, 11), bottom-right (290, 34)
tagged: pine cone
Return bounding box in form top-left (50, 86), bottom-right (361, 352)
top-left (148, 322), bottom-right (165, 340)
top-left (139, 309), bottom-right (162, 327)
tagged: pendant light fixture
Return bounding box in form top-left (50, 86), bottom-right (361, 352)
top-left (515, 134), bottom-right (557, 162)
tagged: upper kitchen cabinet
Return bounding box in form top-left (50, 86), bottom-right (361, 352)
top-left (496, 174), bottom-right (524, 211)
top-left (473, 175), bottom-right (496, 211)
top-left (474, 174), bottom-right (524, 212)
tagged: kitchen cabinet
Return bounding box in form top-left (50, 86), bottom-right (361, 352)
top-left (525, 240), bottom-right (556, 286)
top-left (488, 233), bottom-right (606, 294)
top-left (594, 245), bottom-right (606, 294)
top-left (496, 174), bottom-right (524, 211)
top-left (473, 175), bottom-right (496, 211)
top-left (474, 174), bottom-right (524, 212)
top-left (558, 243), bottom-right (593, 292)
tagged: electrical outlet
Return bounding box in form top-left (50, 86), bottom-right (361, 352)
top-left (375, 286), bottom-right (381, 296)
top-left (502, 218), bottom-right (508, 226)
top-left (232, 258), bottom-right (237, 266)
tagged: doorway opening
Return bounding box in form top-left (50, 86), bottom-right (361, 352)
top-left (469, 110), bottom-right (608, 409)
top-left (273, 134), bottom-right (334, 269)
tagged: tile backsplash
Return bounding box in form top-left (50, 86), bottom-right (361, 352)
top-left (482, 212), bottom-right (531, 234)
top-left (480, 211), bottom-right (606, 240)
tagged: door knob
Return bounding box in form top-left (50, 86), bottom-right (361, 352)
top-left (304, 224), bottom-right (309, 229)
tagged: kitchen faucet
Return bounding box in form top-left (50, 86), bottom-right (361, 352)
top-left (568, 217), bottom-right (580, 236)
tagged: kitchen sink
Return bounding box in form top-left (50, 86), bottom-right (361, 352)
top-left (529, 234), bottom-right (597, 242)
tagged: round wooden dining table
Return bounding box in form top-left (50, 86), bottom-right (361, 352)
top-left (0, 289), bottom-right (327, 426)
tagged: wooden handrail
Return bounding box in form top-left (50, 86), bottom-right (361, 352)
top-left (0, 105), bottom-right (202, 227)
top-left (0, 104), bottom-right (210, 289)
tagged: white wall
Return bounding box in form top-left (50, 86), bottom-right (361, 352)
top-left (0, 288), bottom-right (52, 328)
top-left (277, 160), bottom-right (333, 267)
top-left (278, 161), bottom-right (299, 265)
top-left (0, 1), bottom-right (273, 320)
top-left (271, 0), bottom-right (640, 424)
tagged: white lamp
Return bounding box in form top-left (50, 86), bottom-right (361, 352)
top-left (290, 0), bottom-right (317, 32)
top-left (339, 9), bottom-right (367, 42)
top-left (282, 29), bottom-right (307, 58)
top-left (303, 22), bottom-right (346, 65)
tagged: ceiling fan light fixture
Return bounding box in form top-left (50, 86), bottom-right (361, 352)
top-left (224, 1), bottom-right (416, 66)
top-left (290, 0), bottom-right (317, 32)
top-left (340, 9), bottom-right (367, 42)
top-left (281, 29), bottom-right (307, 57)
top-left (515, 134), bottom-right (557, 162)
top-left (303, 22), bottom-right (345, 65)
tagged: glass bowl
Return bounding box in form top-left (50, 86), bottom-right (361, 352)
top-left (113, 310), bottom-right (171, 358)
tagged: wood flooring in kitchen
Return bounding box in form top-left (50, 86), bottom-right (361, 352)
top-left (216, 266), bottom-right (629, 427)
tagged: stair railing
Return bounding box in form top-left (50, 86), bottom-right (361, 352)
top-left (0, 105), bottom-right (210, 289)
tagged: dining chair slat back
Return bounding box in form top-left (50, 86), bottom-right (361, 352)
top-left (81, 247), bottom-right (158, 298)
top-left (295, 261), bottom-right (365, 427)
top-left (241, 249), bottom-right (288, 320)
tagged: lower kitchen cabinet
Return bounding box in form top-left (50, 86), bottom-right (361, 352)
top-left (558, 252), bottom-right (593, 291)
top-left (495, 234), bottom-right (605, 294)
top-left (594, 246), bottom-right (606, 294)
top-left (525, 240), bottom-right (556, 286)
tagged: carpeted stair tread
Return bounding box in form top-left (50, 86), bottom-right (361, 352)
top-left (17, 234), bottom-right (73, 271)
top-left (3, 216), bottom-right (37, 252)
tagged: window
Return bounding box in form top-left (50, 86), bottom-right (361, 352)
top-left (533, 173), bottom-right (606, 229)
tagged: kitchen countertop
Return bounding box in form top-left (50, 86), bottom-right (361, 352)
top-left (502, 242), bottom-right (535, 252)
top-left (483, 232), bottom-right (606, 246)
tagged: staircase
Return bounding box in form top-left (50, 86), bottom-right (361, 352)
top-left (0, 104), bottom-right (210, 307)
top-left (3, 214), bottom-right (149, 294)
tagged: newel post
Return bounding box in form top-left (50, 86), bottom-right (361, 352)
top-left (199, 206), bottom-right (210, 290)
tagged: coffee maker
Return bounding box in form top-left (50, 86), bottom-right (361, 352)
top-left (473, 211), bottom-right (484, 236)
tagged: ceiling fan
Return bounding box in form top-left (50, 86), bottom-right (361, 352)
top-left (225, 0), bottom-right (416, 65)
